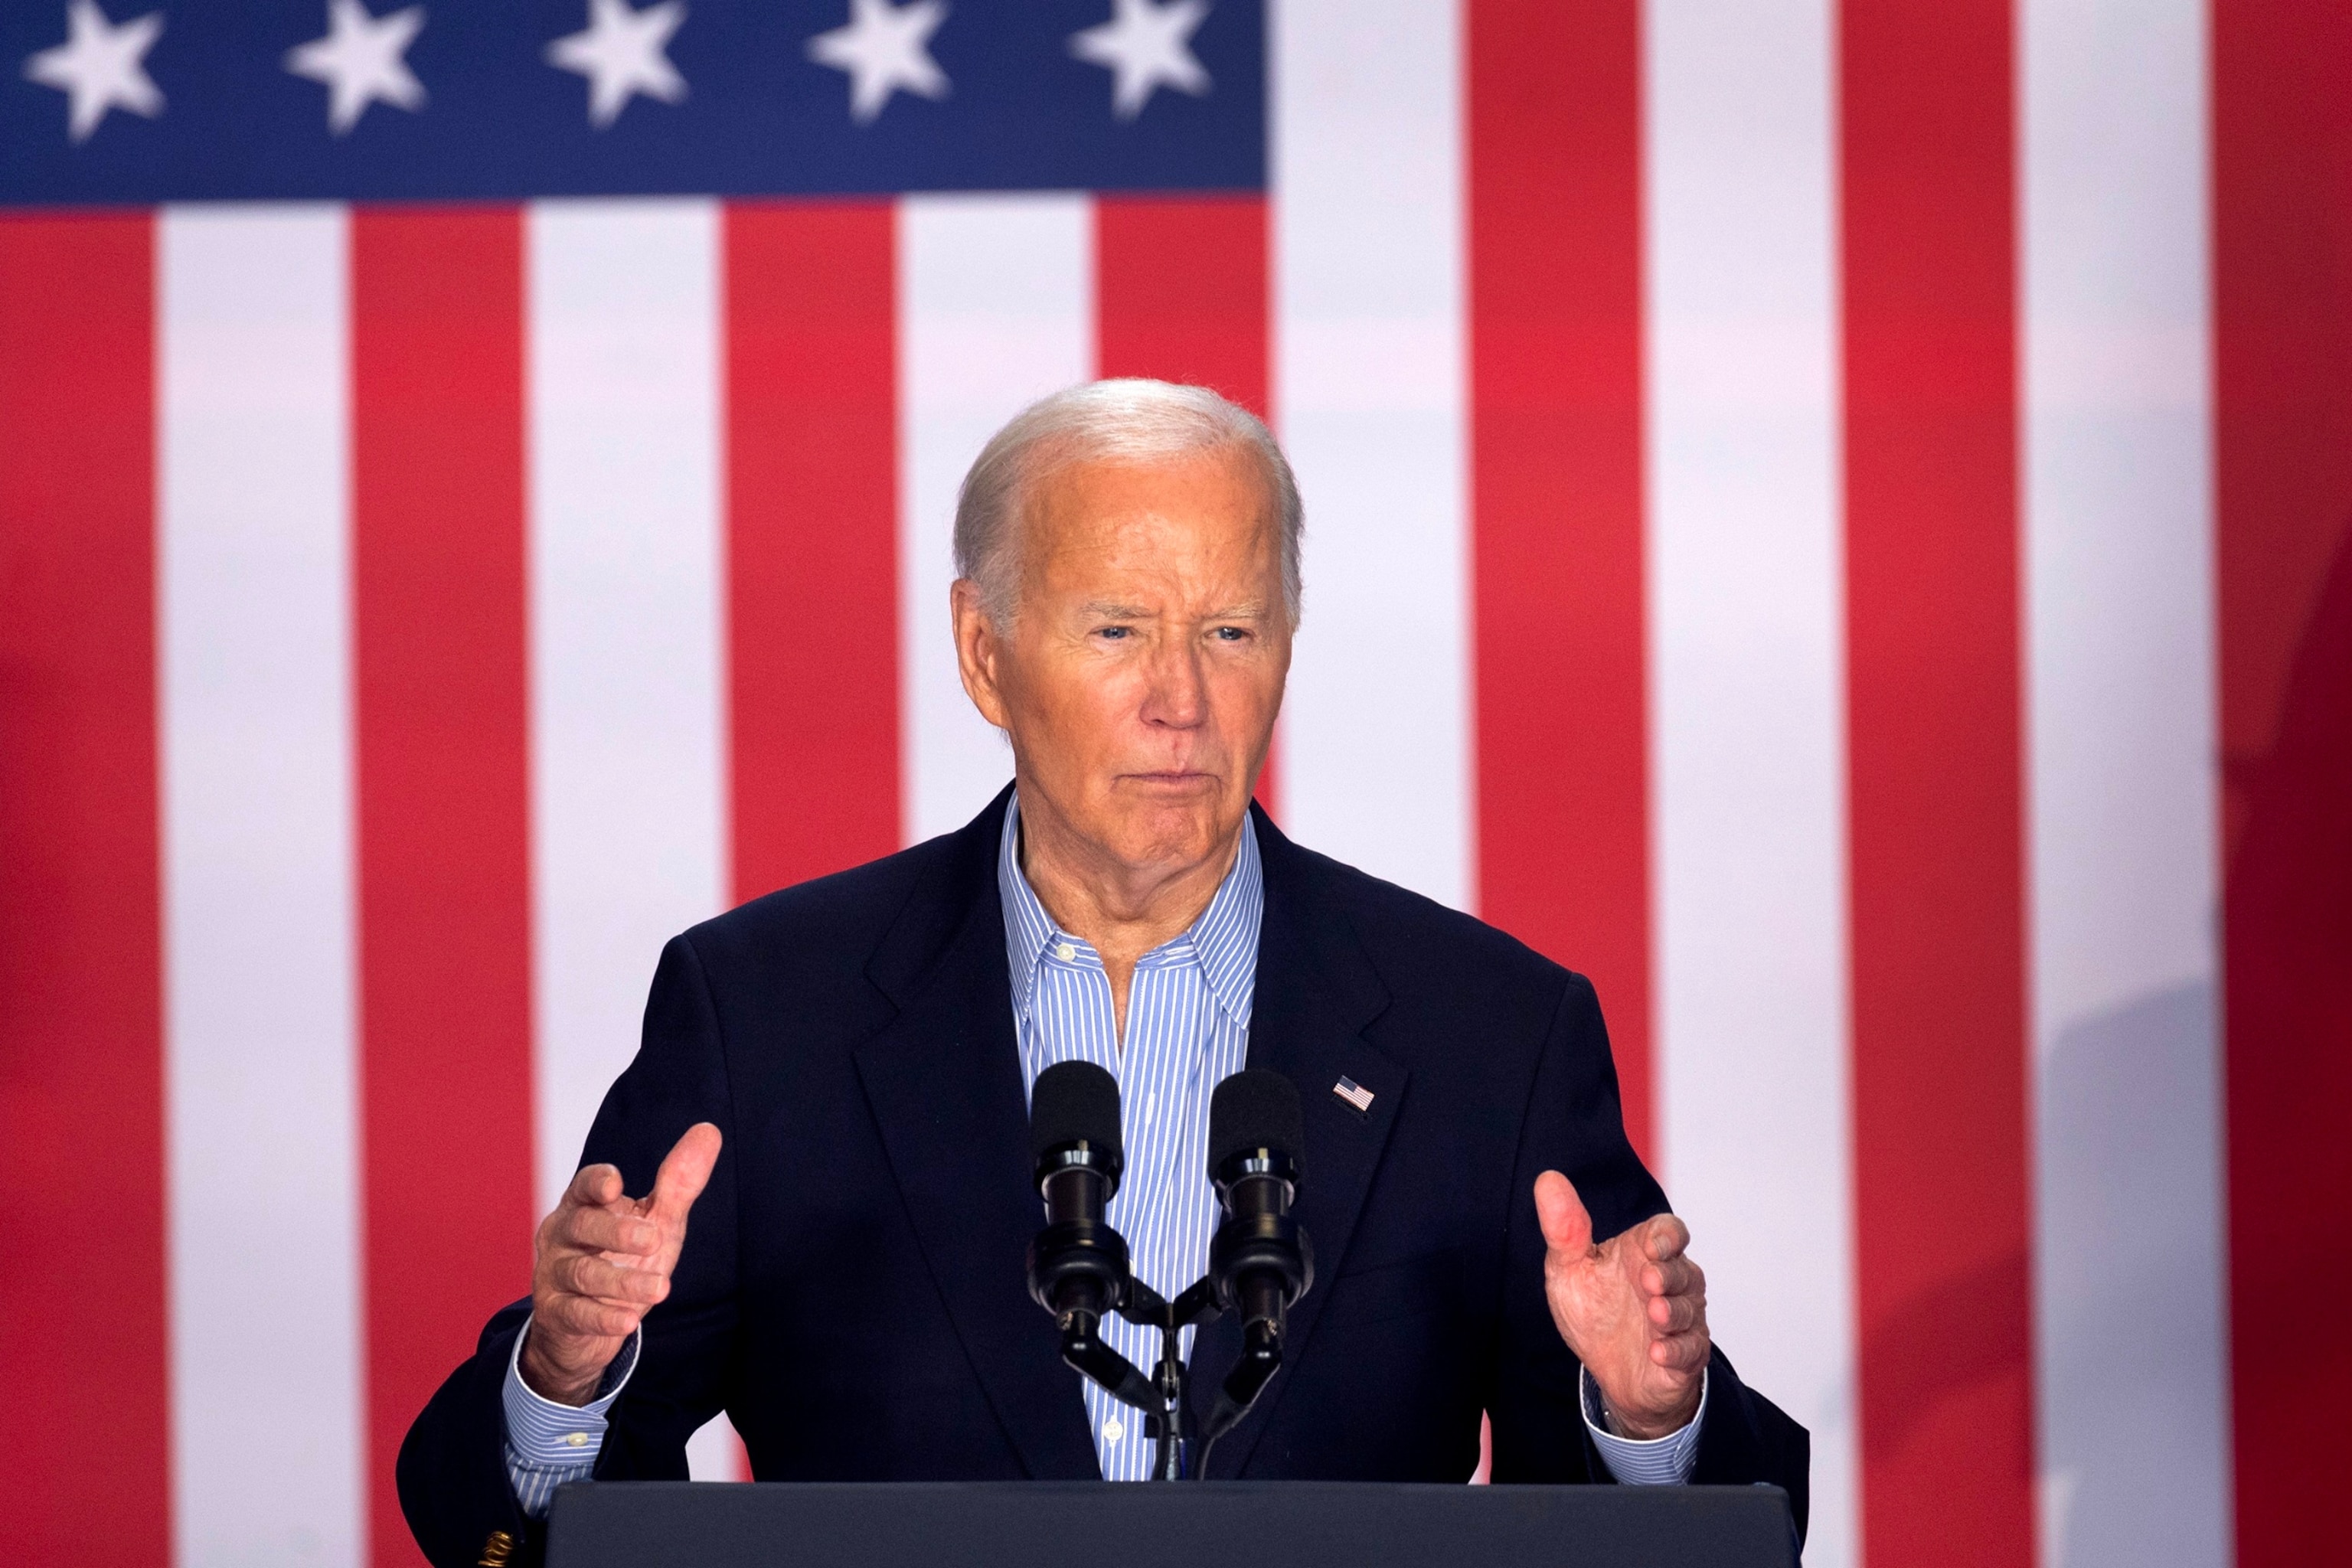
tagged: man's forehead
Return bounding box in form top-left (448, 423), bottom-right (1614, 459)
top-left (1034, 446), bottom-right (1272, 511)
top-left (1028, 468), bottom-right (1278, 560)
top-left (1011, 450), bottom-right (1286, 619)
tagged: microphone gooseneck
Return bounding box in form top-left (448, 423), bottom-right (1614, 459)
top-left (1024, 1062), bottom-right (1156, 1411)
top-left (1200, 1070), bottom-right (1315, 1458)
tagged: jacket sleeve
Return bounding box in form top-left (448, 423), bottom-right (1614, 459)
top-left (1484, 973), bottom-right (1811, 1540)
top-left (397, 933), bottom-right (743, 1568)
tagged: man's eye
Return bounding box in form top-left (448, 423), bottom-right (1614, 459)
top-left (1213, 626), bottom-right (1248, 642)
top-left (1097, 626), bottom-right (1132, 640)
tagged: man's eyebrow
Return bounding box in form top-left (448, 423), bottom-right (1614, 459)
top-left (1075, 600), bottom-right (1272, 619)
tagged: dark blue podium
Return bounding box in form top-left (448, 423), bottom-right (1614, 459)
top-left (544, 1481), bottom-right (1799, 1568)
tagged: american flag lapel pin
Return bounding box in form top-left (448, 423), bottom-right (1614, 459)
top-left (1332, 1076), bottom-right (1375, 1116)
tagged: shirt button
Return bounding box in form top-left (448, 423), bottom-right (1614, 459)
top-left (1103, 1418), bottom-right (1125, 1442)
top-left (1056, 942), bottom-right (1076, 962)
top-left (564, 1432), bottom-right (589, 1447)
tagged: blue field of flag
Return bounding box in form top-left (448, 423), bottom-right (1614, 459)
top-left (2, 0), bottom-right (1265, 205)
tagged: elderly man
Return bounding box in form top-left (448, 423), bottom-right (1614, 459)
top-left (398, 381), bottom-right (1807, 1566)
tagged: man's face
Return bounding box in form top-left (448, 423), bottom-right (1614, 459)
top-left (955, 444), bottom-right (1291, 879)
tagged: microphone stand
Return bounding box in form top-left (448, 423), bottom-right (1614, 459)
top-left (1112, 1278), bottom-right (1219, 1481)
top-left (1054, 1274), bottom-right (1281, 1481)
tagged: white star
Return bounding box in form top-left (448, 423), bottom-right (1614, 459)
top-left (21, 0), bottom-right (164, 143)
top-left (284, 0), bottom-right (425, 136)
top-left (1070, 0), bottom-right (1209, 121)
top-left (805, 0), bottom-right (948, 125)
top-left (545, 0), bottom-right (686, 129)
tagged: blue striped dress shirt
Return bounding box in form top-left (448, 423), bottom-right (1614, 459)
top-left (497, 791), bottom-right (1697, 1505)
top-left (998, 792), bottom-right (1260, 1480)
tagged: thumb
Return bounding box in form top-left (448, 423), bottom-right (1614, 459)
top-left (1534, 1170), bottom-right (1595, 1259)
top-left (647, 1122), bottom-right (723, 1227)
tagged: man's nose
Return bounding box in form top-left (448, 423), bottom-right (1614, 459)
top-left (1141, 640), bottom-right (1208, 728)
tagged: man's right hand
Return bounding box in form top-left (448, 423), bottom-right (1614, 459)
top-left (519, 1122), bottom-right (723, 1406)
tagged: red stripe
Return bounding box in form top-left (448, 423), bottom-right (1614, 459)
top-left (725, 201), bottom-right (902, 899)
top-left (1840, 3), bottom-right (2035, 1563)
top-left (1095, 195), bottom-right (1269, 417)
top-left (351, 210), bottom-right (537, 1566)
top-left (1093, 194), bottom-right (1279, 814)
top-left (1466, 0), bottom-right (1653, 1157)
top-left (2213, 3), bottom-right (2352, 1560)
top-left (0, 215), bottom-right (169, 1568)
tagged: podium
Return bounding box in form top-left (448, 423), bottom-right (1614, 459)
top-left (544, 1481), bottom-right (1798, 1568)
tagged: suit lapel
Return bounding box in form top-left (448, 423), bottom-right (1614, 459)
top-left (851, 793), bottom-right (1100, 1480)
top-left (1189, 811), bottom-right (1405, 1474)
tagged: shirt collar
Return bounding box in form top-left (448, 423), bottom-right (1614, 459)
top-left (998, 791), bottom-right (1263, 1030)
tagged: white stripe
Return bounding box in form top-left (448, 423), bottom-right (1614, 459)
top-left (1640, 5), bottom-right (1857, 1564)
top-left (528, 199), bottom-right (728, 1212)
top-left (2019, 4), bottom-right (2231, 1563)
top-left (159, 204), bottom-right (363, 1568)
top-left (897, 194), bottom-right (1094, 845)
top-left (1272, 0), bottom-right (1471, 910)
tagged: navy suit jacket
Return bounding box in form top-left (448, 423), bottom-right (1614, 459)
top-left (400, 790), bottom-right (1808, 1566)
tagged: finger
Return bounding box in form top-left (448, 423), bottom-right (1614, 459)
top-left (1641, 1255), bottom-right (1702, 1299)
top-left (554, 1252), bottom-right (672, 1308)
top-left (1647, 1290), bottom-right (1704, 1335)
top-left (557, 1204), bottom-right (661, 1259)
top-left (1642, 1213), bottom-right (1691, 1263)
top-left (648, 1122), bottom-right (724, 1227)
top-left (1534, 1171), bottom-right (1594, 1258)
top-left (564, 1162), bottom-right (625, 1211)
top-left (537, 1289), bottom-right (644, 1342)
top-left (1648, 1329), bottom-right (1710, 1374)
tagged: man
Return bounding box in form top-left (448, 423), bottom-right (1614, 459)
top-left (399, 381), bottom-right (1808, 1566)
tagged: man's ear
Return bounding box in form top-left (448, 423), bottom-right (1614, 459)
top-left (951, 579), bottom-right (1011, 730)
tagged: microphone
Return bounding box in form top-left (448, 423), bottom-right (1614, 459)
top-left (1031, 1059), bottom-right (1124, 1230)
top-left (1025, 1062), bottom-right (1158, 1412)
top-left (1204, 1070), bottom-right (1315, 1426)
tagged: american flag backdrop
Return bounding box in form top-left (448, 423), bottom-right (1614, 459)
top-left (4, 1), bottom-right (2349, 1566)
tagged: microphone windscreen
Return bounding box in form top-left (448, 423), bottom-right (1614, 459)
top-left (1030, 1060), bottom-right (1123, 1164)
top-left (1208, 1070), bottom-right (1305, 1176)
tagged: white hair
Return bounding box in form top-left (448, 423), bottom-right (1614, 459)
top-left (952, 378), bottom-right (1304, 626)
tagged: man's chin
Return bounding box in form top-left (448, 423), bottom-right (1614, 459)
top-left (1090, 788), bottom-right (1241, 867)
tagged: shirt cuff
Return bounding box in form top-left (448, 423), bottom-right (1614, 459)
top-left (1579, 1364), bottom-right (1706, 1485)
top-left (501, 1318), bottom-right (640, 1468)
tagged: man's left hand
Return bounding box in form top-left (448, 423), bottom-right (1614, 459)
top-left (1534, 1171), bottom-right (1708, 1439)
